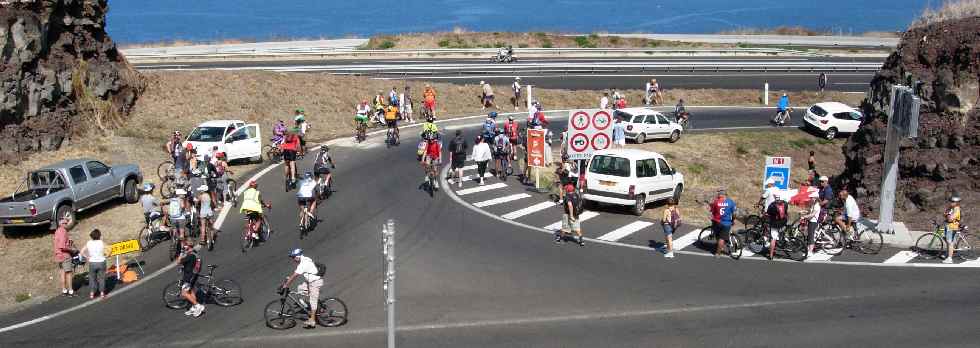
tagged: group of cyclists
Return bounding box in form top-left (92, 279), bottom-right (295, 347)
top-left (354, 85), bottom-right (439, 143)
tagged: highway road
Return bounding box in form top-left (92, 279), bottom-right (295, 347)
top-left (133, 56), bottom-right (882, 92)
top-left (3, 107), bottom-right (980, 347)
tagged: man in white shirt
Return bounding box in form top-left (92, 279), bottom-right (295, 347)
top-left (759, 177), bottom-right (778, 211)
top-left (470, 136), bottom-right (494, 185)
top-left (282, 248), bottom-right (323, 328)
top-left (512, 77), bottom-right (522, 110)
top-left (296, 172), bottom-right (318, 226)
top-left (600, 92), bottom-right (610, 109)
top-left (835, 189), bottom-right (861, 240)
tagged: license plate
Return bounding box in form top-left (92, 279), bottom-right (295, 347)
top-left (6, 219), bottom-right (24, 224)
top-left (599, 180), bottom-right (616, 186)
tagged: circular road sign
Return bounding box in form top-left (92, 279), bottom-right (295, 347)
top-left (591, 111), bottom-right (612, 131)
top-left (571, 111), bottom-right (590, 131)
top-left (569, 133), bottom-right (589, 152)
top-left (591, 133), bottom-right (611, 151)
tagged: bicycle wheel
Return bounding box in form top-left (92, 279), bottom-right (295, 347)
top-left (160, 180), bottom-right (176, 199)
top-left (697, 227), bottom-right (716, 251)
top-left (264, 145), bottom-right (280, 163)
top-left (743, 214), bottom-right (762, 232)
top-left (856, 228), bottom-right (883, 255)
top-left (264, 300), bottom-right (298, 330)
top-left (260, 219), bottom-right (272, 241)
top-left (241, 229), bottom-right (253, 252)
top-left (157, 161), bottom-right (174, 181)
top-left (746, 227), bottom-right (768, 255)
top-left (163, 281), bottom-right (188, 309)
top-left (728, 234), bottom-right (742, 260)
top-left (137, 225), bottom-right (153, 251)
top-left (782, 236), bottom-right (807, 261)
top-left (818, 226), bottom-right (843, 256)
top-left (317, 298), bottom-right (349, 327)
top-left (953, 237), bottom-right (976, 261)
top-left (212, 279), bottom-right (243, 307)
top-left (915, 233), bottom-right (946, 260)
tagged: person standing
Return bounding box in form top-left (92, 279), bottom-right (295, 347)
top-left (53, 217), bottom-right (76, 297)
top-left (759, 177), bottom-right (778, 212)
top-left (480, 81), bottom-right (495, 109)
top-left (818, 73), bottom-right (828, 92)
top-left (807, 151), bottom-right (816, 171)
top-left (471, 135), bottom-right (493, 185)
top-left (512, 77), bottom-right (522, 110)
top-left (557, 184), bottom-right (585, 246)
top-left (388, 87), bottom-right (400, 108)
top-left (803, 191), bottom-right (821, 261)
top-left (661, 199), bottom-right (681, 258)
top-left (766, 194), bottom-right (789, 260)
top-left (423, 84), bottom-right (437, 116)
top-left (612, 116), bottom-right (626, 148)
top-left (448, 130), bottom-right (468, 188)
top-left (401, 86), bottom-right (414, 123)
top-left (197, 184), bottom-right (214, 246)
top-left (79, 229), bottom-right (109, 299)
top-left (709, 190), bottom-right (737, 257)
top-left (943, 195), bottom-right (962, 264)
top-left (177, 240), bottom-right (205, 317)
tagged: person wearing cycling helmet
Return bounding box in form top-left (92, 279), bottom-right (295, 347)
top-left (313, 145), bottom-right (335, 197)
top-left (272, 120), bottom-right (287, 146)
top-left (281, 248), bottom-right (323, 329)
top-left (140, 183), bottom-right (160, 225)
top-left (240, 180), bottom-right (271, 240)
top-left (504, 115), bottom-right (519, 154)
top-left (482, 114), bottom-right (497, 139)
top-left (421, 116), bottom-right (439, 139)
top-left (422, 137), bottom-right (443, 190)
top-left (492, 127), bottom-right (511, 179)
top-left (294, 109), bottom-right (310, 156)
top-left (296, 172), bottom-right (318, 227)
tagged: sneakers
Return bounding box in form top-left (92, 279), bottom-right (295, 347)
top-left (577, 237), bottom-right (585, 247)
top-left (479, 179), bottom-right (485, 186)
top-left (943, 257), bottom-right (954, 264)
top-left (191, 304), bottom-right (205, 317)
top-left (554, 233), bottom-right (563, 244)
top-left (665, 251), bottom-right (675, 258)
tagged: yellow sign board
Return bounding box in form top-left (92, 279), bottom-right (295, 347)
top-left (109, 239), bottom-right (141, 256)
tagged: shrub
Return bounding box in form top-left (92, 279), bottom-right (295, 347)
top-left (574, 36), bottom-right (596, 48)
top-left (437, 39), bottom-right (450, 48)
top-left (541, 39), bottom-right (553, 48)
top-left (517, 43), bottom-right (529, 48)
top-left (378, 40), bottom-right (396, 49)
top-left (15, 293), bottom-right (30, 303)
top-left (687, 163), bottom-right (706, 175)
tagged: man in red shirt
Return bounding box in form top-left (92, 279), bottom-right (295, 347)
top-left (281, 131), bottom-right (301, 188)
top-left (52, 217), bottom-right (76, 296)
top-left (423, 138), bottom-right (442, 191)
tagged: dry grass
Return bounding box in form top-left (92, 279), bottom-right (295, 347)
top-left (362, 32), bottom-right (731, 50)
top-left (720, 26), bottom-right (832, 36)
top-left (911, 0), bottom-right (980, 28)
top-left (0, 70), bottom-right (855, 312)
top-left (635, 131), bottom-right (845, 226)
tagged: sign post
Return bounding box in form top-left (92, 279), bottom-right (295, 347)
top-left (108, 239), bottom-right (142, 280)
top-left (565, 109), bottom-right (613, 161)
top-left (763, 157), bottom-right (792, 190)
top-left (878, 85), bottom-right (920, 233)
top-left (527, 129), bottom-right (547, 191)
top-left (381, 219), bottom-right (396, 348)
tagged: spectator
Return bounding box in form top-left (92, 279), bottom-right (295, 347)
top-left (401, 86), bottom-right (413, 123)
top-left (803, 191), bottom-right (821, 261)
top-left (512, 77), bottom-right (523, 111)
top-left (615, 96), bottom-right (627, 110)
top-left (709, 189), bottom-right (737, 257)
top-left (766, 194), bottom-right (789, 260)
top-left (808, 151), bottom-right (816, 171)
top-left (471, 135), bottom-right (493, 185)
top-left (52, 217), bottom-right (76, 297)
top-left (423, 84), bottom-right (437, 115)
top-left (448, 130), bottom-right (468, 188)
top-left (480, 81), bottom-right (495, 109)
top-left (600, 92), bottom-right (610, 109)
top-left (661, 199), bottom-right (681, 258)
top-left (388, 87), bottom-right (399, 107)
top-left (557, 184), bottom-right (585, 247)
top-left (79, 229), bottom-right (109, 299)
top-left (759, 177), bottom-right (778, 211)
top-left (612, 116), bottom-right (626, 148)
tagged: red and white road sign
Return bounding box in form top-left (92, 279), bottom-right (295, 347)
top-left (565, 109), bottom-right (615, 160)
top-left (527, 129), bottom-right (547, 168)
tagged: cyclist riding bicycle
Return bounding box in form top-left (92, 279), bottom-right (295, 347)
top-left (313, 145), bottom-right (335, 194)
top-left (281, 248), bottom-right (323, 329)
top-left (675, 99), bottom-right (690, 124)
top-left (140, 183), bottom-right (161, 225)
top-left (294, 110), bottom-right (310, 155)
top-left (422, 136), bottom-right (442, 190)
top-left (272, 120), bottom-right (287, 145)
top-left (355, 100), bottom-right (370, 124)
top-left (385, 105), bottom-right (400, 142)
top-left (421, 116), bottom-right (439, 139)
top-left (775, 93), bottom-right (790, 124)
top-left (240, 181), bottom-right (271, 240)
top-left (281, 131), bottom-right (301, 187)
top-left (296, 172), bottom-right (318, 228)
top-left (834, 189), bottom-right (860, 241)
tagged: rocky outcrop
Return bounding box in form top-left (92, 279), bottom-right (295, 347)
top-left (839, 16), bottom-right (979, 227)
top-left (0, 0), bottom-right (143, 163)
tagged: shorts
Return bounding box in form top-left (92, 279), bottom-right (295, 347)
top-left (387, 119), bottom-right (398, 128)
top-left (282, 150), bottom-right (297, 162)
top-left (424, 100), bottom-right (435, 110)
top-left (561, 214), bottom-right (581, 232)
top-left (245, 211), bottom-right (262, 221)
top-left (806, 221), bottom-right (818, 245)
top-left (58, 259), bottom-right (73, 272)
top-left (712, 222), bottom-right (732, 241)
top-left (180, 275), bottom-right (198, 291)
top-left (944, 226), bottom-right (958, 242)
top-left (494, 151), bottom-right (510, 160)
top-left (355, 114), bottom-right (369, 123)
top-left (170, 217), bottom-right (187, 230)
top-left (297, 196), bottom-right (314, 206)
top-left (770, 226), bottom-right (785, 241)
top-left (662, 223), bottom-right (674, 236)
top-left (451, 155), bottom-right (466, 169)
top-left (614, 138), bottom-right (626, 145)
top-left (314, 166), bottom-right (331, 175)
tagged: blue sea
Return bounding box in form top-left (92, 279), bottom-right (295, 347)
top-left (108, 0), bottom-right (931, 44)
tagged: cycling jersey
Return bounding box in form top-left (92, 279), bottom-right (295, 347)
top-left (425, 141), bottom-right (441, 160)
top-left (483, 119), bottom-right (496, 135)
top-left (240, 188), bottom-right (263, 214)
top-left (777, 96), bottom-right (789, 111)
top-left (274, 123), bottom-right (287, 136)
top-left (356, 104), bottom-right (370, 116)
top-left (421, 122), bottom-right (439, 136)
top-left (296, 179), bottom-right (316, 199)
top-left (281, 134), bottom-right (300, 152)
top-left (505, 121), bottom-right (519, 139)
top-left (385, 107), bottom-right (398, 121)
top-left (313, 151), bottom-right (332, 170)
top-left (423, 89), bottom-right (436, 103)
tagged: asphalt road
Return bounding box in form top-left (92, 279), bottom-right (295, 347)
top-left (133, 56), bottom-right (881, 92)
top-left (6, 108), bottom-right (977, 348)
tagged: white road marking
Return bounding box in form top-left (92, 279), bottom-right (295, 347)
top-left (597, 221), bottom-right (655, 242)
top-left (672, 230), bottom-right (702, 250)
top-left (883, 250), bottom-right (919, 264)
top-left (543, 211), bottom-right (600, 231)
top-left (455, 182), bottom-right (507, 196)
top-left (807, 251), bottom-right (836, 262)
top-left (448, 172), bottom-right (493, 184)
top-left (741, 247), bottom-right (761, 258)
top-left (501, 201), bottom-right (557, 220)
top-left (473, 193), bottom-right (531, 208)
top-left (955, 258), bottom-right (980, 266)
top-left (460, 164), bottom-right (477, 172)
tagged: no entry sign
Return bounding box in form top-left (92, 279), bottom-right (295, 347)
top-left (566, 109), bottom-right (614, 160)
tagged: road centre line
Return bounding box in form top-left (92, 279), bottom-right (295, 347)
top-left (455, 182), bottom-right (507, 196)
top-left (597, 221), bottom-right (655, 242)
top-left (473, 193), bottom-right (531, 208)
top-left (883, 250), bottom-right (918, 264)
top-left (543, 211), bottom-right (600, 231)
top-left (501, 201), bottom-right (557, 220)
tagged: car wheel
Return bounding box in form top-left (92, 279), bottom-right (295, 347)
top-left (669, 130), bottom-right (680, 143)
top-left (672, 185), bottom-right (683, 203)
top-left (251, 155), bottom-right (263, 164)
top-left (635, 133), bottom-right (646, 144)
top-left (825, 127), bottom-right (837, 140)
top-left (124, 179), bottom-right (139, 203)
top-left (632, 195), bottom-right (646, 216)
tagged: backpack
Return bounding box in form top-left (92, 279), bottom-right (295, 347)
top-left (389, 94), bottom-right (399, 106)
top-left (776, 202), bottom-right (787, 221)
top-left (315, 262), bottom-right (326, 277)
top-left (452, 138), bottom-right (465, 155)
top-left (495, 137), bottom-right (508, 154)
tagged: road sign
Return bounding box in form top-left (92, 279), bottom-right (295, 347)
top-left (527, 129), bottom-right (547, 168)
top-left (109, 239), bottom-right (141, 256)
top-left (763, 156), bottom-right (792, 190)
top-left (566, 109), bottom-right (614, 160)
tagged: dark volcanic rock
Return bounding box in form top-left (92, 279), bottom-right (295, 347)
top-left (0, 0), bottom-right (143, 163)
top-left (839, 16), bottom-right (980, 229)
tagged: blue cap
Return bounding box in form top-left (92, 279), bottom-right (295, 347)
top-left (288, 248), bottom-right (303, 257)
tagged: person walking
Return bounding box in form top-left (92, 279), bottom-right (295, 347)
top-left (766, 194), bottom-right (789, 260)
top-left (471, 135), bottom-right (493, 185)
top-left (557, 184), bottom-right (585, 246)
top-left (709, 189), bottom-right (737, 257)
top-left (807, 150), bottom-right (816, 171)
top-left (79, 229), bottom-right (109, 299)
top-left (661, 199), bottom-right (681, 258)
top-left (512, 77), bottom-right (523, 110)
top-left (448, 130), bottom-right (468, 188)
top-left (53, 216), bottom-right (76, 297)
top-left (612, 116), bottom-right (626, 148)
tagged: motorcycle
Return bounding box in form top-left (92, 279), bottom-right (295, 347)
top-left (489, 53), bottom-right (517, 63)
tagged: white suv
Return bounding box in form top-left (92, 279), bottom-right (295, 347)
top-left (583, 149), bottom-right (684, 216)
top-left (803, 102), bottom-right (864, 140)
top-left (185, 120), bottom-right (263, 162)
top-left (615, 108), bottom-right (683, 143)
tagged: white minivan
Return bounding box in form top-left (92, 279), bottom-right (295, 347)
top-left (185, 120), bottom-right (263, 162)
top-left (583, 149), bottom-right (684, 216)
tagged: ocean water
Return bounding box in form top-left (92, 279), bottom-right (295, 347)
top-left (107, 0), bottom-right (931, 44)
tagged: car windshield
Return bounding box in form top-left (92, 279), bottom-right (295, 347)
top-left (187, 127), bottom-right (225, 142)
top-left (589, 155), bottom-right (631, 177)
top-left (810, 105), bottom-right (828, 117)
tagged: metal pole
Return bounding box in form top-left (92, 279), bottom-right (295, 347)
top-left (764, 82), bottom-right (769, 105)
top-left (382, 219), bottom-right (396, 348)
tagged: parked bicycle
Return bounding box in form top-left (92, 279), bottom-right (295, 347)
top-left (786, 214), bottom-right (843, 257)
top-left (743, 219), bottom-right (807, 261)
top-left (264, 286), bottom-right (348, 329)
top-left (697, 225), bottom-right (743, 260)
top-left (163, 264), bottom-right (243, 309)
top-left (915, 220), bottom-right (974, 260)
top-left (217, 178), bottom-right (239, 208)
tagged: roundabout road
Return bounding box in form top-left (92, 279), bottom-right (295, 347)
top-left (3, 109), bottom-right (980, 347)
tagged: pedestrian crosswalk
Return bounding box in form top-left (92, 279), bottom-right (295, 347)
top-left (446, 160), bottom-right (980, 268)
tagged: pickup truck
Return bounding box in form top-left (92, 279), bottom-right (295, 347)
top-left (0, 159), bottom-right (143, 230)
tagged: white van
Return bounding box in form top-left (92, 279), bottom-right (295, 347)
top-left (583, 149), bottom-right (684, 216)
top-left (185, 120), bottom-right (262, 162)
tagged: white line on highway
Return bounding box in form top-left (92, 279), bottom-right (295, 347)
top-left (369, 73), bottom-right (875, 80)
top-left (455, 182), bottom-right (507, 196)
top-left (473, 193), bottom-right (531, 208)
top-left (543, 211), bottom-right (600, 231)
top-left (672, 230), bottom-right (702, 250)
top-left (597, 221), bottom-right (655, 242)
top-left (883, 250), bottom-right (919, 264)
top-left (501, 201), bottom-right (556, 220)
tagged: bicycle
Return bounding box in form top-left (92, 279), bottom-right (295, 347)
top-left (162, 264), bottom-right (243, 310)
top-left (264, 144), bottom-right (283, 163)
top-left (697, 225), bottom-right (743, 260)
top-left (157, 160), bottom-right (177, 181)
top-left (385, 126), bottom-right (400, 147)
top-left (353, 120), bottom-right (368, 143)
top-left (772, 108), bottom-right (793, 127)
top-left (787, 214), bottom-right (843, 257)
top-left (136, 212), bottom-right (170, 252)
top-left (242, 210), bottom-right (272, 253)
top-left (264, 286), bottom-right (348, 329)
top-left (915, 220), bottom-right (974, 260)
top-left (299, 200), bottom-right (317, 238)
top-left (216, 178), bottom-right (238, 208)
top-left (825, 211), bottom-right (883, 255)
top-left (672, 111), bottom-right (692, 129)
top-left (744, 219), bottom-right (807, 261)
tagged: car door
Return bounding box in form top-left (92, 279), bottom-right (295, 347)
top-left (634, 158), bottom-right (657, 202)
top-left (841, 111), bottom-right (863, 133)
top-left (226, 124), bottom-right (262, 161)
top-left (67, 165), bottom-right (96, 208)
top-left (654, 158), bottom-right (677, 199)
top-left (655, 113), bottom-right (673, 138)
top-left (85, 161), bottom-right (116, 203)
top-left (242, 124), bottom-right (262, 159)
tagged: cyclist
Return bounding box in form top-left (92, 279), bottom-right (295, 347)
top-left (240, 181), bottom-right (272, 241)
top-left (272, 120), bottom-right (287, 146)
top-left (943, 195), bottom-right (962, 264)
top-left (140, 183), bottom-right (160, 225)
top-left (512, 77), bottom-right (522, 110)
top-left (281, 130), bottom-right (301, 188)
top-left (709, 189), bottom-right (737, 257)
top-left (482, 113), bottom-right (497, 139)
top-left (504, 116), bottom-right (519, 155)
top-left (294, 110), bottom-right (310, 156)
top-left (423, 84), bottom-right (437, 116)
top-left (421, 116), bottom-right (439, 139)
top-left (766, 193), bottom-right (789, 260)
top-left (834, 189), bottom-right (860, 242)
top-left (177, 240), bottom-right (204, 317)
top-left (312, 145), bottom-right (335, 196)
top-left (775, 93), bottom-right (790, 125)
top-left (493, 128), bottom-right (511, 179)
top-left (281, 248), bottom-right (323, 329)
top-left (422, 136), bottom-right (442, 191)
top-left (296, 172), bottom-right (318, 228)
top-left (385, 105), bottom-right (400, 143)
top-left (168, 191), bottom-right (188, 240)
top-left (674, 99), bottom-right (690, 125)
